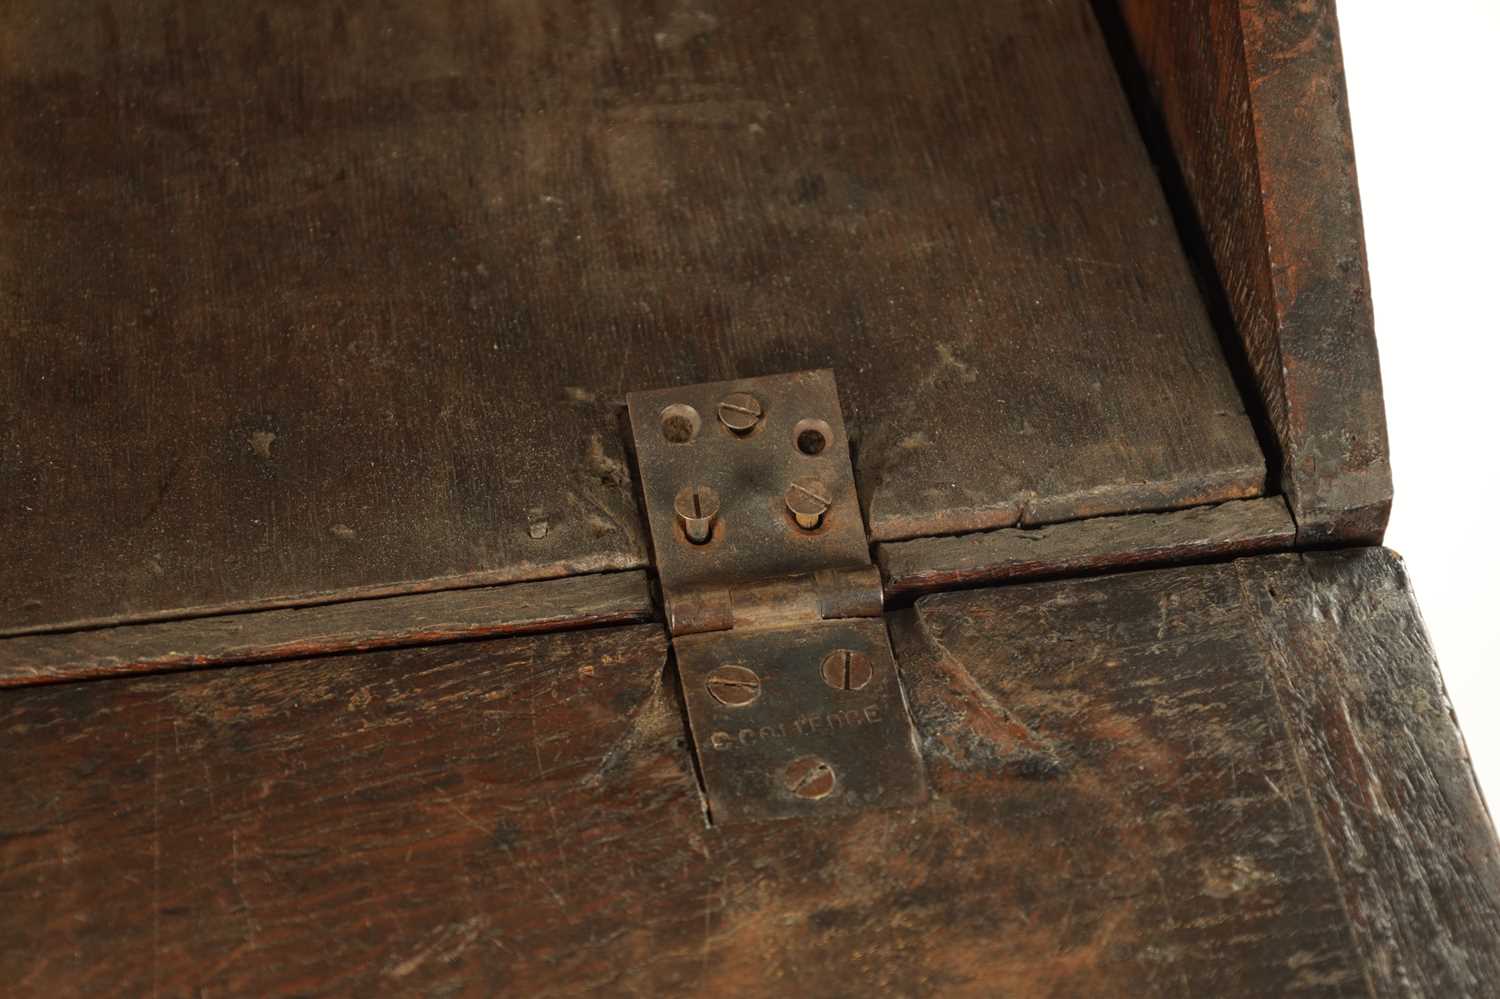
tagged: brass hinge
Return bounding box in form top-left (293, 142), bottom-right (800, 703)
top-left (627, 370), bottom-right (928, 824)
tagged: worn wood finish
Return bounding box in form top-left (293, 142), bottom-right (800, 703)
top-left (893, 549), bottom-right (1500, 995)
top-left (1243, 551), bottom-right (1500, 991)
top-left (3, 550), bottom-right (1493, 995)
top-left (0, 570), bottom-right (652, 688)
top-left (1108, 0), bottom-right (1391, 544)
top-left (0, 0), bottom-right (1266, 634)
top-left (879, 494), bottom-right (1293, 596)
top-left (0, 623), bottom-right (679, 997)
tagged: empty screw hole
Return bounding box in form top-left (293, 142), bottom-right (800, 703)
top-left (793, 418), bottom-right (831, 456)
top-left (661, 404), bottom-right (701, 444)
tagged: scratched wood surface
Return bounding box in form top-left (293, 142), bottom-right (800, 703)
top-left (1107, 0), bottom-right (1390, 544)
top-left (0, 0), bottom-right (1265, 635)
top-left (3, 549), bottom-right (1493, 995)
top-left (0, 570), bottom-right (652, 687)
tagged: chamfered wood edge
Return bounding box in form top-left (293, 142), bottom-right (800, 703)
top-left (1243, 548), bottom-right (1500, 993)
top-left (1102, 0), bottom-right (1393, 546)
top-left (878, 495), bottom-right (1295, 597)
top-left (0, 570), bottom-right (655, 688)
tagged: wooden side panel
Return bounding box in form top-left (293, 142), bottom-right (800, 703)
top-left (1110, 0), bottom-right (1391, 544)
top-left (3, 551), bottom-right (1494, 995)
top-left (0, 570), bottom-right (653, 687)
top-left (0, 0), bottom-right (1265, 634)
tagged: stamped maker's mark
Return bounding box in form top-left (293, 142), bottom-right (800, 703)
top-left (709, 705), bottom-right (883, 751)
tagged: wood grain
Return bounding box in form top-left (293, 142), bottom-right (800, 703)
top-left (2, 550), bottom-right (1491, 995)
top-left (0, 570), bottom-right (653, 688)
top-left (879, 495), bottom-right (1294, 596)
top-left (1108, 0), bottom-right (1391, 544)
top-left (893, 548), bottom-right (1500, 995)
top-left (1244, 550), bottom-right (1500, 992)
top-left (0, 0), bottom-right (1264, 634)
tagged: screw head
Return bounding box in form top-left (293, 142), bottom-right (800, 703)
top-left (717, 392), bottom-right (763, 434)
top-left (820, 649), bottom-right (873, 691)
top-left (783, 756), bottom-right (836, 800)
top-left (785, 478), bottom-right (831, 530)
top-left (674, 485), bottom-right (720, 544)
top-left (704, 664), bottom-right (761, 706)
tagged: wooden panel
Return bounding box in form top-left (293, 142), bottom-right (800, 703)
top-left (0, 0), bottom-right (1265, 634)
top-left (3, 550), bottom-right (1493, 995)
top-left (879, 495), bottom-right (1293, 595)
top-left (0, 623), bottom-right (677, 996)
top-left (1108, 0), bottom-right (1391, 544)
top-left (0, 570), bottom-right (652, 687)
top-left (1243, 552), bottom-right (1500, 991)
top-left (900, 549), bottom-right (1500, 995)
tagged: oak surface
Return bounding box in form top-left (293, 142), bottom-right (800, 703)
top-left (1110, 0), bottom-right (1390, 543)
top-left (879, 494), bottom-right (1293, 595)
top-left (0, 0), bottom-right (1264, 633)
top-left (3, 550), bottom-right (1493, 996)
top-left (0, 570), bottom-right (652, 687)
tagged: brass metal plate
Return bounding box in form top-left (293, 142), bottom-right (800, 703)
top-left (626, 370), bottom-right (870, 599)
top-left (676, 618), bottom-right (928, 824)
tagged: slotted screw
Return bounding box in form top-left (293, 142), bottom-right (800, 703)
top-left (820, 649), bottom-right (873, 691)
top-left (717, 392), bottom-right (763, 434)
top-left (785, 478), bottom-right (831, 531)
top-left (783, 756), bottom-right (836, 800)
top-left (674, 485), bottom-right (720, 544)
top-left (705, 664), bottom-right (761, 706)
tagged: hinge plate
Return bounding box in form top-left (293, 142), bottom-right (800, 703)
top-left (627, 370), bottom-right (928, 825)
top-left (626, 369), bottom-right (870, 598)
top-left (676, 618), bottom-right (926, 824)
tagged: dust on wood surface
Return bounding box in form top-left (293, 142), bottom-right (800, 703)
top-left (0, 0), bottom-right (1263, 634)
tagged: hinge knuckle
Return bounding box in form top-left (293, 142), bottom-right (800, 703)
top-left (667, 566), bottom-right (883, 638)
top-left (664, 586), bottom-right (733, 636)
top-left (814, 566), bottom-right (884, 621)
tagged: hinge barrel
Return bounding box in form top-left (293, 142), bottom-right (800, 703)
top-left (666, 566), bottom-right (883, 637)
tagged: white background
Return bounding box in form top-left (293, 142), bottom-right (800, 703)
top-left (1338, 3), bottom-right (1500, 806)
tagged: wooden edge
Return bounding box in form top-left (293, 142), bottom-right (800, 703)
top-left (0, 570), bottom-right (655, 688)
top-left (0, 552), bottom-right (644, 639)
top-left (878, 496), bottom-right (1294, 597)
top-left (1243, 548), bottom-right (1500, 991)
top-left (864, 461), bottom-right (1269, 544)
top-left (1107, 0), bottom-right (1392, 545)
